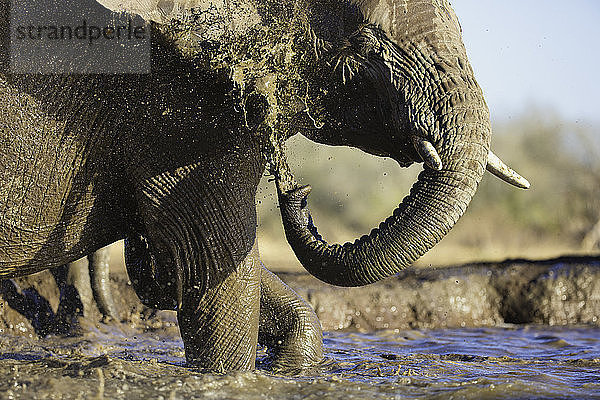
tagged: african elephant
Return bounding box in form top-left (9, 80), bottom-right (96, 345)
top-left (0, 247), bottom-right (116, 336)
top-left (0, 0), bottom-right (528, 371)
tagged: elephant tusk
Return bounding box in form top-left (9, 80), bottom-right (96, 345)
top-left (486, 150), bottom-right (530, 189)
top-left (412, 136), bottom-right (443, 171)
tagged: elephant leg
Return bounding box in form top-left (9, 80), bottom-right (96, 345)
top-left (0, 279), bottom-right (55, 337)
top-left (88, 247), bottom-right (118, 320)
top-left (177, 242), bottom-right (261, 371)
top-left (51, 259), bottom-right (91, 334)
top-left (259, 265), bottom-right (323, 371)
top-left (52, 249), bottom-right (118, 332)
top-left (124, 234), bottom-right (178, 310)
top-left (1, 253), bottom-right (114, 336)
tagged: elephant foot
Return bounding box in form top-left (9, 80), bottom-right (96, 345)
top-left (259, 265), bottom-right (323, 372)
top-left (177, 244), bottom-right (261, 372)
top-left (1, 255), bottom-right (110, 337)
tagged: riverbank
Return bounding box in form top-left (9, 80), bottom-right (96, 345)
top-left (1, 256), bottom-right (599, 337)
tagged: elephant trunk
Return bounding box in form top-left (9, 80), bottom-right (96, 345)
top-left (277, 106), bottom-right (490, 287)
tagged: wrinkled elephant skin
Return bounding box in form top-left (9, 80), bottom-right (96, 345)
top-left (0, 0), bottom-right (527, 371)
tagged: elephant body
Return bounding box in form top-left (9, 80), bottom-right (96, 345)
top-left (0, 0), bottom-right (527, 371)
top-left (0, 69), bottom-right (262, 281)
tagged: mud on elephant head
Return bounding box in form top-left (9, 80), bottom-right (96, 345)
top-left (262, 0), bottom-right (530, 286)
top-left (121, 0), bottom-right (529, 287)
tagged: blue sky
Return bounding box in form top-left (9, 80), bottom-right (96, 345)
top-left (451, 0), bottom-right (599, 124)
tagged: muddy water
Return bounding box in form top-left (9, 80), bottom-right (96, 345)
top-left (1, 324), bottom-right (598, 399)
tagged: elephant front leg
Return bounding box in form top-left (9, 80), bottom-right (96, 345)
top-left (177, 244), bottom-right (261, 372)
top-left (259, 265), bottom-right (323, 371)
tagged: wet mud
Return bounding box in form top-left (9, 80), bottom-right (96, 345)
top-left (1, 256), bottom-right (599, 399)
top-left (1, 325), bottom-right (599, 399)
top-left (2, 256), bottom-right (599, 338)
top-left (284, 255), bottom-right (600, 331)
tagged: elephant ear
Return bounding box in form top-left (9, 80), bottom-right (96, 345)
top-left (96, 0), bottom-right (200, 23)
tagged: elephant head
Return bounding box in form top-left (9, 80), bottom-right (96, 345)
top-left (94, 0), bottom-right (528, 288)
top-left (273, 0), bottom-right (530, 287)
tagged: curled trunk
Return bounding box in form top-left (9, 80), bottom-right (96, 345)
top-left (273, 0), bottom-right (496, 287)
top-left (277, 120), bottom-right (489, 287)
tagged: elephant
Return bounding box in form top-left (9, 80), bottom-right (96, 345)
top-left (0, 0), bottom-right (528, 371)
top-left (0, 247), bottom-right (117, 336)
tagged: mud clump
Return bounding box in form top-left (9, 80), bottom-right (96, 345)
top-left (1, 256), bottom-right (599, 337)
top-left (286, 256), bottom-right (600, 331)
